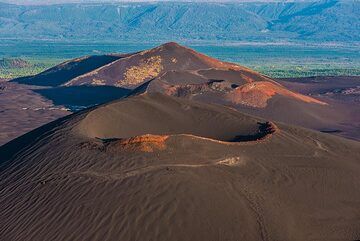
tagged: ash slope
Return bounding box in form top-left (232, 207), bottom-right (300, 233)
top-left (1, 93), bottom-right (360, 241)
top-left (277, 76), bottom-right (360, 140)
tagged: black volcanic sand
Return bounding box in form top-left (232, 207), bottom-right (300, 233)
top-left (0, 81), bottom-right (131, 145)
top-left (232, 94), bottom-right (360, 140)
top-left (276, 76), bottom-right (360, 140)
top-left (1, 93), bottom-right (360, 241)
top-left (0, 80), bottom-right (70, 145)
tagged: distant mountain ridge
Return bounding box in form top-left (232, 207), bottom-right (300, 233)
top-left (0, 0), bottom-right (359, 43)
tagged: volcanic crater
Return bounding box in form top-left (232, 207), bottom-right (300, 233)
top-left (78, 93), bottom-right (277, 148)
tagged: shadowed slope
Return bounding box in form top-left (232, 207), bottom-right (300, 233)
top-left (34, 86), bottom-right (131, 109)
top-left (0, 81), bottom-right (70, 146)
top-left (0, 93), bottom-right (360, 241)
top-left (12, 55), bottom-right (122, 86)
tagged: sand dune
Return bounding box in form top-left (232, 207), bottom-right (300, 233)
top-left (1, 93), bottom-right (360, 241)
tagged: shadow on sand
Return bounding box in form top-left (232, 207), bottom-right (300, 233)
top-left (12, 55), bottom-right (120, 87)
top-left (34, 85), bottom-right (131, 109)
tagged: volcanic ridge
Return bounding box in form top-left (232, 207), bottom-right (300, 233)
top-left (13, 42), bottom-right (358, 139)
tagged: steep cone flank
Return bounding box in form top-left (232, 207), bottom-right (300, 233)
top-left (63, 42), bottom-right (272, 88)
top-left (0, 93), bottom-right (360, 241)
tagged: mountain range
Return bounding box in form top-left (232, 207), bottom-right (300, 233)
top-left (0, 0), bottom-right (359, 43)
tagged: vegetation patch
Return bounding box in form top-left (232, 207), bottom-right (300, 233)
top-left (122, 56), bottom-right (163, 87)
